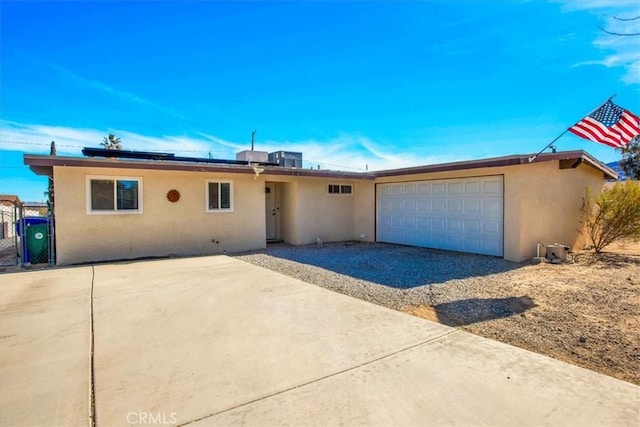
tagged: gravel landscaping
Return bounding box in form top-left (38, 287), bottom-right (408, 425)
top-left (234, 241), bottom-right (640, 385)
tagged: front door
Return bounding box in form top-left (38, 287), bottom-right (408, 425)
top-left (265, 183), bottom-right (278, 241)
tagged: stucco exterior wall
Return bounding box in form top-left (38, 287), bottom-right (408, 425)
top-left (276, 177), bottom-right (358, 245)
top-left (51, 158), bottom-right (606, 265)
top-left (278, 182), bottom-right (298, 243)
top-left (517, 162), bottom-right (604, 255)
top-left (53, 166), bottom-right (266, 265)
top-left (353, 181), bottom-right (375, 241)
top-left (372, 160), bottom-right (605, 262)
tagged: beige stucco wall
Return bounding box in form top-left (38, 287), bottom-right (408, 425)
top-left (373, 160), bottom-right (605, 262)
top-left (515, 162), bottom-right (603, 257)
top-left (53, 166), bottom-right (266, 265)
top-left (53, 167), bottom-right (371, 264)
top-left (294, 178), bottom-right (354, 244)
top-left (51, 160), bottom-right (605, 265)
top-left (278, 181), bottom-right (298, 243)
top-left (264, 176), bottom-right (367, 245)
top-left (353, 181), bottom-right (375, 241)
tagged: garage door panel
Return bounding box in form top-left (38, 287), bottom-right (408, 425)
top-left (377, 176), bottom-right (504, 257)
top-left (482, 200), bottom-right (501, 215)
top-left (483, 220), bottom-right (501, 234)
top-left (432, 235), bottom-right (446, 247)
top-left (417, 200), bottom-right (430, 211)
top-left (417, 184), bottom-right (431, 195)
top-left (464, 220), bottom-right (481, 232)
top-left (416, 218), bottom-right (430, 229)
top-left (432, 183), bottom-right (446, 194)
top-left (465, 239), bottom-right (481, 253)
top-left (404, 184), bottom-right (416, 195)
top-left (449, 236), bottom-right (464, 248)
top-left (404, 200), bottom-right (417, 212)
top-left (465, 181), bottom-right (481, 193)
top-left (379, 200), bottom-right (393, 212)
top-left (432, 218), bottom-right (446, 230)
top-left (480, 241), bottom-right (502, 256)
top-left (483, 180), bottom-right (501, 194)
top-left (464, 199), bottom-right (481, 213)
top-left (378, 215), bottom-right (392, 227)
top-left (447, 219), bottom-right (463, 231)
top-left (447, 182), bottom-right (463, 193)
top-left (391, 185), bottom-right (403, 195)
top-left (403, 233), bottom-right (418, 245)
top-left (447, 200), bottom-right (462, 213)
top-left (432, 199), bottom-right (446, 212)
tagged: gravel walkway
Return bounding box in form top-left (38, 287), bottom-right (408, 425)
top-left (234, 241), bottom-right (521, 311)
top-left (234, 241), bottom-right (640, 384)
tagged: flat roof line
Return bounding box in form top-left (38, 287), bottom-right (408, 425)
top-left (23, 150), bottom-right (617, 180)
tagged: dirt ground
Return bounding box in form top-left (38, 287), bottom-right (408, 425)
top-left (405, 240), bottom-right (640, 385)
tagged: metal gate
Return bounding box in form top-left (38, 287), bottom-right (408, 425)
top-left (0, 198), bottom-right (20, 266)
top-left (0, 199), bottom-right (55, 267)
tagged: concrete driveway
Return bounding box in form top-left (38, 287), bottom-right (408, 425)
top-left (1, 256), bottom-right (638, 426)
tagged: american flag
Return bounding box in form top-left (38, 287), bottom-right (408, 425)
top-left (569, 100), bottom-right (640, 148)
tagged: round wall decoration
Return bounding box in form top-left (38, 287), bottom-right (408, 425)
top-left (166, 189), bottom-right (181, 203)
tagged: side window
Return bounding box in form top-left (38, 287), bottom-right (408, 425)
top-left (87, 177), bottom-right (142, 214)
top-left (340, 185), bottom-right (352, 194)
top-left (328, 184), bottom-right (341, 194)
top-left (328, 184), bottom-right (353, 195)
top-left (207, 181), bottom-right (234, 212)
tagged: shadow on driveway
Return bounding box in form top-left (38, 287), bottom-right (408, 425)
top-left (257, 242), bottom-right (522, 288)
top-left (407, 296), bottom-right (537, 326)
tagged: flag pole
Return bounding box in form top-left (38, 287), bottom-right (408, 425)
top-left (528, 94), bottom-right (617, 163)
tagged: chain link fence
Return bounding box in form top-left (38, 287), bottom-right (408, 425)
top-left (0, 200), bottom-right (54, 267)
top-left (0, 201), bottom-right (20, 266)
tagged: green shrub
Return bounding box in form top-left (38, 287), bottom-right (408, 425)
top-left (581, 181), bottom-right (640, 253)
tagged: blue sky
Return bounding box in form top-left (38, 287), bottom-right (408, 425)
top-left (1, 0), bottom-right (639, 202)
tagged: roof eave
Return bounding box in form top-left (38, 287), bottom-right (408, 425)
top-left (23, 155), bottom-right (374, 180)
top-left (372, 150), bottom-right (618, 180)
top-left (23, 149), bottom-right (617, 181)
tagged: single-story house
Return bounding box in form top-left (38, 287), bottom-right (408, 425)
top-left (23, 149), bottom-right (616, 265)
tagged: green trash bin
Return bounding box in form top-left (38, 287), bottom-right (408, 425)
top-left (26, 223), bottom-right (49, 264)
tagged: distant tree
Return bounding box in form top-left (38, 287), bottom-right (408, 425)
top-left (581, 181), bottom-right (640, 253)
top-left (101, 133), bottom-right (122, 150)
top-left (618, 135), bottom-right (640, 180)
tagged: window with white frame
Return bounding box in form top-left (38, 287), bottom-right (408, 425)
top-left (207, 180), bottom-right (233, 212)
top-left (328, 184), bottom-right (353, 195)
top-left (86, 176), bottom-right (142, 214)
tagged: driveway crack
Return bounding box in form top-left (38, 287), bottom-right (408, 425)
top-left (178, 330), bottom-right (457, 426)
top-left (89, 265), bottom-right (96, 427)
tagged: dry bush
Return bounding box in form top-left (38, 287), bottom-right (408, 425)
top-left (582, 181), bottom-right (640, 252)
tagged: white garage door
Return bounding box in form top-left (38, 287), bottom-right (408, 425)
top-left (376, 176), bottom-right (504, 256)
